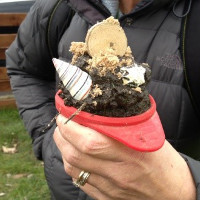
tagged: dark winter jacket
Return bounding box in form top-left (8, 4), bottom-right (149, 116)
top-left (6, 0), bottom-right (200, 199)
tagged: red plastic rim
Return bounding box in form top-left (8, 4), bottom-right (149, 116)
top-left (55, 90), bottom-right (165, 152)
top-left (55, 90), bottom-right (156, 126)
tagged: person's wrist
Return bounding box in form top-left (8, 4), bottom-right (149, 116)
top-left (158, 142), bottom-right (196, 200)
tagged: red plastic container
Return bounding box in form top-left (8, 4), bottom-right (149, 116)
top-left (55, 91), bottom-right (165, 152)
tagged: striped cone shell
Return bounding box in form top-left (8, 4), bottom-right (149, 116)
top-left (53, 58), bottom-right (92, 101)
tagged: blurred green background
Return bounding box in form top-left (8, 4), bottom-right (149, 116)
top-left (0, 108), bottom-right (50, 200)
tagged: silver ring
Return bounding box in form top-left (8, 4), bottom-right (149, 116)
top-left (73, 171), bottom-right (91, 187)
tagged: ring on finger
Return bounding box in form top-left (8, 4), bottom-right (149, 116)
top-left (73, 170), bottom-right (91, 187)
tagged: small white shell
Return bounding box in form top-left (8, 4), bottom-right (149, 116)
top-left (53, 58), bottom-right (92, 101)
top-left (120, 63), bottom-right (146, 87)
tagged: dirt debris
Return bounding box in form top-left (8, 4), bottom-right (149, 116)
top-left (58, 17), bottom-right (151, 117)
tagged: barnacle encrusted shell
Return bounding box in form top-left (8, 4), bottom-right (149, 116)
top-left (85, 16), bottom-right (128, 57)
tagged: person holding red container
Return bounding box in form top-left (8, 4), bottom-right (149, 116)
top-left (6, 0), bottom-right (200, 200)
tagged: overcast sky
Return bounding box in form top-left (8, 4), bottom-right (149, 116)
top-left (0, 0), bottom-right (35, 12)
top-left (0, 0), bottom-right (34, 3)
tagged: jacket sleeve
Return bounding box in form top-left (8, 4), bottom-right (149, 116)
top-left (6, 0), bottom-right (57, 160)
top-left (181, 154), bottom-right (200, 199)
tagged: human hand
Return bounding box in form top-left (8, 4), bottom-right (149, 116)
top-left (54, 114), bottom-right (196, 200)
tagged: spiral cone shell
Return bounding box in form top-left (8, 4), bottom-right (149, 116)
top-left (53, 58), bottom-right (92, 101)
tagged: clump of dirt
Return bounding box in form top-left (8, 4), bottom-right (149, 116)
top-left (57, 17), bottom-right (151, 117)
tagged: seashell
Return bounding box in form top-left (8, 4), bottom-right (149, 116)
top-left (53, 58), bottom-right (92, 101)
top-left (85, 17), bottom-right (127, 57)
top-left (120, 63), bottom-right (146, 87)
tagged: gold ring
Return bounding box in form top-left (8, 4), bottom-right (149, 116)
top-left (73, 171), bottom-right (91, 187)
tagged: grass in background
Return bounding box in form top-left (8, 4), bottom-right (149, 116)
top-left (0, 108), bottom-right (50, 200)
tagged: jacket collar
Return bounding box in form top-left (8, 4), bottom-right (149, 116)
top-left (68, 0), bottom-right (110, 25)
top-left (68, 0), bottom-right (174, 24)
top-left (127, 0), bottom-right (174, 18)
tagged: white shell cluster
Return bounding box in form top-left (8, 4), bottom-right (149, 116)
top-left (120, 63), bottom-right (146, 87)
top-left (53, 58), bottom-right (92, 101)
